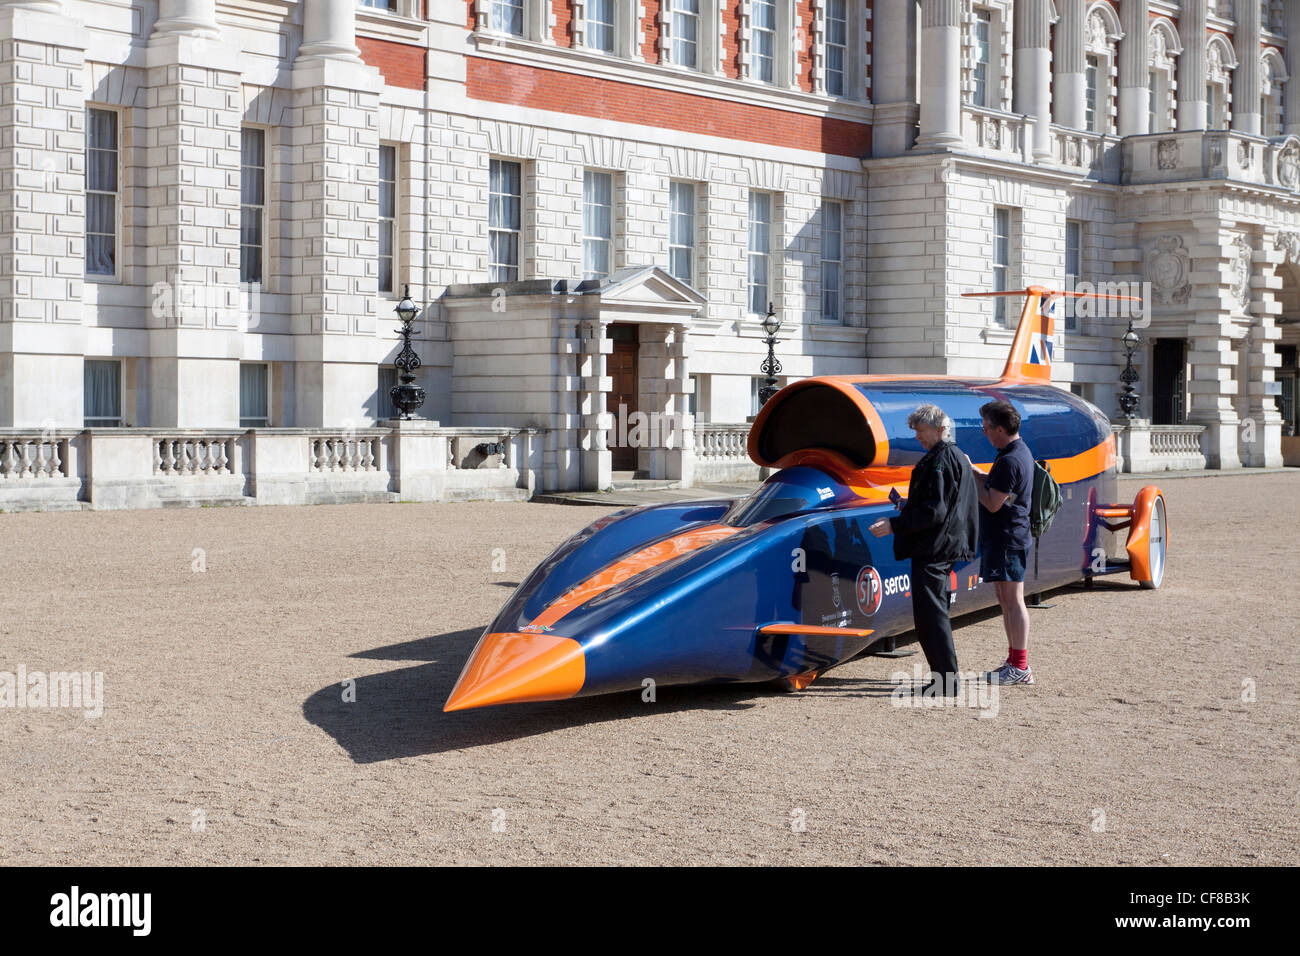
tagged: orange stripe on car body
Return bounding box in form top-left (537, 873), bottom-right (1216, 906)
top-left (528, 524), bottom-right (741, 629)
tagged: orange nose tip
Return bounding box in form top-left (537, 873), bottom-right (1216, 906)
top-left (443, 631), bottom-right (586, 712)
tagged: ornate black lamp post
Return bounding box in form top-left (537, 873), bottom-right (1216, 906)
top-left (758, 302), bottom-right (783, 406)
top-left (1118, 319), bottom-right (1141, 420)
top-left (390, 285), bottom-right (426, 420)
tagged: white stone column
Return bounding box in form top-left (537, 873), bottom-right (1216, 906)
top-left (1232, 0), bottom-right (1262, 134)
top-left (1177, 0), bottom-right (1208, 130)
top-left (1052, 0), bottom-right (1085, 129)
top-left (1117, 0), bottom-right (1149, 136)
top-left (152, 0), bottom-right (219, 38)
top-left (871, 0), bottom-right (918, 157)
top-left (1287, 0), bottom-right (1300, 134)
top-left (916, 0), bottom-right (963, 149)
top-left (0, 0), bottom-right (89, 427)
top-left (1014, 0), bottom-right (1054, 161)
top-left (298, 0), bottom-right (362, 63)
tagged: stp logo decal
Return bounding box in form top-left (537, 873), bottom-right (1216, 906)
top-left (855, 567), bottom-right (882, 616)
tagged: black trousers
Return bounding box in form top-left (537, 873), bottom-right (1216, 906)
top-left (910, 559), bottom-right (959, 694)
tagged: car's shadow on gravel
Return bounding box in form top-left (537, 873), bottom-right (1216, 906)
top-left (303, 626), bottom-right (769, 763)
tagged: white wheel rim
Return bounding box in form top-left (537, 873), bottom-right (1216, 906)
top-left (1148, 496), bottom-right (1166, 587)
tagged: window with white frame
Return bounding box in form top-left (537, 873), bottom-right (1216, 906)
top-left (668, 181), bottom-right (696, 287)
top-left (1205, 36), bottom-right (1235, 130)
top-left (747, 191), bottom-right (773, 316)
top-left (489, 0), bottom-right (524, 35)
top-left (585, 0), bottom-right (615, 53)
top-left (583, 170), bottom-right (613, 280)
top-left (1147, 20), bottom-right (1179, 134)
top-left (359, 0), bottom-right (397, 11)
top-left (672, 0), bottom-right (700, 68)
top-left (972, 8), bottom-right (993, 108)
top-left (1083, 5), bottom-right (1120, 135)
top-left (993, 207), bottom-right (1011, 327)
top-left (825, 0), bottom-right (847, 97)
top-left (240, 127), bottom-right (265, 285)
top-left (84, 359), bottom-right (122, 427)
top-left (751, 0), bottom-right (777, 84)
top-left (239, 363), bottom-right (270, 428)
top-left (85, 107), bottom-right (118, 278)
top-left (489, 159), bottom-right (522, 282)
top-left (1064, 219), bottom-right (1083, 333)
top-left (378, 144), bottom-right (397, 294)
top-left (820, 201), bottom-right (842, 324)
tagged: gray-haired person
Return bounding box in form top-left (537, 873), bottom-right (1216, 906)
top-left (870, 404), bottom-right (979, 696)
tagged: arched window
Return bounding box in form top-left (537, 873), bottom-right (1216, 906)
top-left (1206, 34), bottom-right (1238, 130)
top-left (1084, 2), bottom-right (1123, 135)
top-left (1261, 49), bottom-right (1289, 137)
top-left (1147, 18), bottom-right (1181, 134)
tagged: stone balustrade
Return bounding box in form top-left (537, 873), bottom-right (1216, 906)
top-left (1122, 130), bottom-right (1300, 192)
top-left (1112, 422), bottom-right (1208, 472)
top-left (1051, 127), bottom-right (1120, 179)
top-left (961, 106), bottom-right (1031, 163)
top-left (694, 423), bottom-right (760, 483)
top-left (0, 424), bottom-right (544, 512)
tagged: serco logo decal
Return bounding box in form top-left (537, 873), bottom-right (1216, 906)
top-left (855, 567), bottom-right (883, 616)
top-left (882, 573), bottom-right (911, 598)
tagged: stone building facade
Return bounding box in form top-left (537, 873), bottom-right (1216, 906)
top-left (0, 0), bottom-right (1295, 493)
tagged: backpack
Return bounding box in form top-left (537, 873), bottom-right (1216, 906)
top-left (1029, 459), bottom-right (1062, 540)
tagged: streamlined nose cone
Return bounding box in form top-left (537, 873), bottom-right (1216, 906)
top-left (443, 631), bottom-right (586, 712)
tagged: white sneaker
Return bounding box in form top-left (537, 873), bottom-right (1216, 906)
top-left (984, 661), bottom-right (1034, 685)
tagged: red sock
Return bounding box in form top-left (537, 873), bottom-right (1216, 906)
top-left (1009, 648), bottom-right (1028, 670)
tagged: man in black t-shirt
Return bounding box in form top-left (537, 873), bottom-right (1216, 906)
top-left (970, 400), bottom-right (1036, 686)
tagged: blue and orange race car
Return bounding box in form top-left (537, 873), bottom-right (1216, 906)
top-left (444, 287), bottom-right (1167, 711)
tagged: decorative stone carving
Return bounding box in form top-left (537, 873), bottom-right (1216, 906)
top-left (1146, 236), bottom-right (1191, 305)
top-left (1157, 139), bottom-right (1178, 169)
top-left (1066, 137), bottom-right (1080, 166)
top-left (1208, 138), bottom-right (1224, 168)
top-left (1274, 230), bottom-right (1300, 263)
top-left (1086, 11), bottom-right (1107, 53)
top-left (983, 116), bottom-right (1001, 150)
top-left (1238, 140), bottom-right (1253, 166)
top-left (1231, 234), bottom-right (1253, 309)
top-left (1278, 143), bottom-right (1300, 187)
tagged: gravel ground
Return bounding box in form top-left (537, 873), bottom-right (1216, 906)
top-left (0, 473), bottom-right (1296, 866)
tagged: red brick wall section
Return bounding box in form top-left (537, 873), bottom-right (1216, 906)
top-left (797, 0), bottom-right (815, 93)
top-left (467, 56), bottom-right (870, 156)
top-left (642, 0), bottom-right (662, 62)
top-left (723, 0), bottom-right (741, 78)
top-left (555, 0), bottom-right (573, 46)
top-left (466, 0), bottom-right (474, 30)
top-left (358, 36), bottom-right (427, 91)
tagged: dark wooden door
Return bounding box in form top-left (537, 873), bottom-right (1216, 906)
top-left (1152, 337), bottom-right (1186, 425)
top-left (606, 325), bottom-right (639, 472)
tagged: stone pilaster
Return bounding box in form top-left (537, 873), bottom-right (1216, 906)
top-left (577, 318), bottom-right (611, 491)
top-left (143, 2), bottom-right (243, 427)
top-left (1287, 0), bottom-right (1300, 134)
top-left (1242, 231), bottom-right (1285, 465)
top-left (0, 0), bottom-right (89, 427)
top-left (1052, 0), bottom-right (1085, 129)
top-left (1177, 0), bottom-right (1208, 130)
top-left (290, 0), bottom-right (382, 427)
top-left (1184, 223), bottom-right (1246, 468)
top-left (1013, 0), bottom-right (1053, 161)
top-left (916, 0), bottom-right (962, 149)
top-left (871, 0), bottom-right (918, 157)
top-left (1232, 0), bottom-right (1262, 135)
top-left (1117, 0), bottom-right (1149, 136)
top-left (640, 325), bottom-right (694, 483)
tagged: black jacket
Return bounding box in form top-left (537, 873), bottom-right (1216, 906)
top-left (889, 440), bottom-right (978, 563)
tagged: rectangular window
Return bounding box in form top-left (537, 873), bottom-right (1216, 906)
top-left (489, 158), bottom-right (522, 282)
top-left (973, 9), bottom-right (991, 108)
top-left (1148, 70), bottom-right (1158, 132)
top-left (668, 181), bottom-right (696, 286)
top-left (240, 128), bottom-right (265, 284)
top-left (83, 359), bottom-right (122, 427)
top-left (239, 363), bottom-right (269, 428)
top-left (1064, 219), bottom-right (1083, 332)
top-left (359, 0), bottom-right (397, 10)
top-left (491, 0), bottom-right (523, 35)
top-left (1206, 83), bottom-right (1218, 129)
top-left (378, 144), bottom-right (396, 294)
top-left (586, 0), bottom-right (615, 53)
top-left (826, 0), bottom-right (847, 96)
top-left (993, 207), bottom-right (1010, 326)
top-left (751, 0), bottom-right (776, 83)
top-left (820, 201), bottom-right (842, 323)
top-left (85, 108), bottom-right (118, 277)
top-left (1085, 55), bottom-right (1099, 132)
top-left (747, 191), bottom-right (773, 316)
top-left (582, 170), bottom-right (613, 280)
top-left (673, 0), bottom-right (700, 68)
